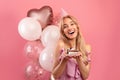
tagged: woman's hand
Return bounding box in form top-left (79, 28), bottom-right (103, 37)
top-left (72, 52), bottom-right (88, 65)
top-left (60, 50), bottom-right (72, 61)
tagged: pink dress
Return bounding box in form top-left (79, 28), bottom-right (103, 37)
top-left (56, 49), bottom-right (84, 80)
top-left (57, 58), bottom-right (83, 80)
top-left (55, 48), bottom-right (91, 80)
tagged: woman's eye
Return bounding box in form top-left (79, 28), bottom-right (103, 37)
top-left (71, 23), bottom-right (74, 25)
top-left (63, 25), bottom-right (68, 28)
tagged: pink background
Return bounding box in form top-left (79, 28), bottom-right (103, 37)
top-left (0, 0), bottom-right (120, 80)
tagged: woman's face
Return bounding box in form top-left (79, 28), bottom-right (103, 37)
top-left (63, 18), bottom-right (78, 40)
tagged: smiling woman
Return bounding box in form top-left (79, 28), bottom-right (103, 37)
top-left (51, 15), bottom-right (91, 80)
top-left (62, 17), bottom-right (78, 40)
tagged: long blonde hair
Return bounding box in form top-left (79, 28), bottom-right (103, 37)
top-left (59, 15), bottom-right (88, 61)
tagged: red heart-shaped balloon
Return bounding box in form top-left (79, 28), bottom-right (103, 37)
top-left (27, 6), bottom-right (53, 29)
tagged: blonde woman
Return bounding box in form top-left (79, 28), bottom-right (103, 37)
top-left (52, 15), bottom-right (91, 80)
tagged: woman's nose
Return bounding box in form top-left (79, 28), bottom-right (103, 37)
top-left (68, 25), bottom-right (72, 29)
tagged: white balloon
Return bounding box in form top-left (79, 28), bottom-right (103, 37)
top-left (18, 17), bottom-right (42, 41)
top-left (39, 46), bottom-right (55, 72)
top-left (41, 25), bottom-right (60, 47)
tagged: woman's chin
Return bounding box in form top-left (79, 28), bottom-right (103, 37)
top-left (67, 37), bottom-right (76, 40)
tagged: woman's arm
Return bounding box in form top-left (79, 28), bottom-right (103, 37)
top-left (71, 51), bottom-right (91, 80)
top-left (52, 57), bottom-right (68, 79)
top-left (52, 40), bottom-right (69, 79)
top-left (76, 54), bottom-right (91, 80)
top-left (74, 44), bottom-right (91, 80)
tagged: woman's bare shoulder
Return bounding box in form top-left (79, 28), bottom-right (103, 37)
top-left (54, 39), bottom-right (65, 57)
top-left (54, 39), bottom-right (65, 53)
top-left (57, 39), bottom-right (65, 47)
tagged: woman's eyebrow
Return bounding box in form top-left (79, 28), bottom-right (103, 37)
top-left (70, 21), bottom-right (74, 23)
top-left (63, 24), bottom-right (67, 26)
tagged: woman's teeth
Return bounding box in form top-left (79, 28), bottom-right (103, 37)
top-left (68, 31), bottom-right (74, 34)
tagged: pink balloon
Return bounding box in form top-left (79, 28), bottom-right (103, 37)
top-left (27, 6), bottom-right (53, 29)
top-left (39, 46), bottom-right (55, 72)
top-left (25, 63), bottom-right (36, 80)
top-left (41, 25), bottom-right (60, 47)
top-left (36, 68), bottom-right (51, 80)
top-left (24, 40), bottom-right (44, 62)
top-left (18, 17), bottom-right (42, 41)
top-left (25, 62), bottom-right (51, 80)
